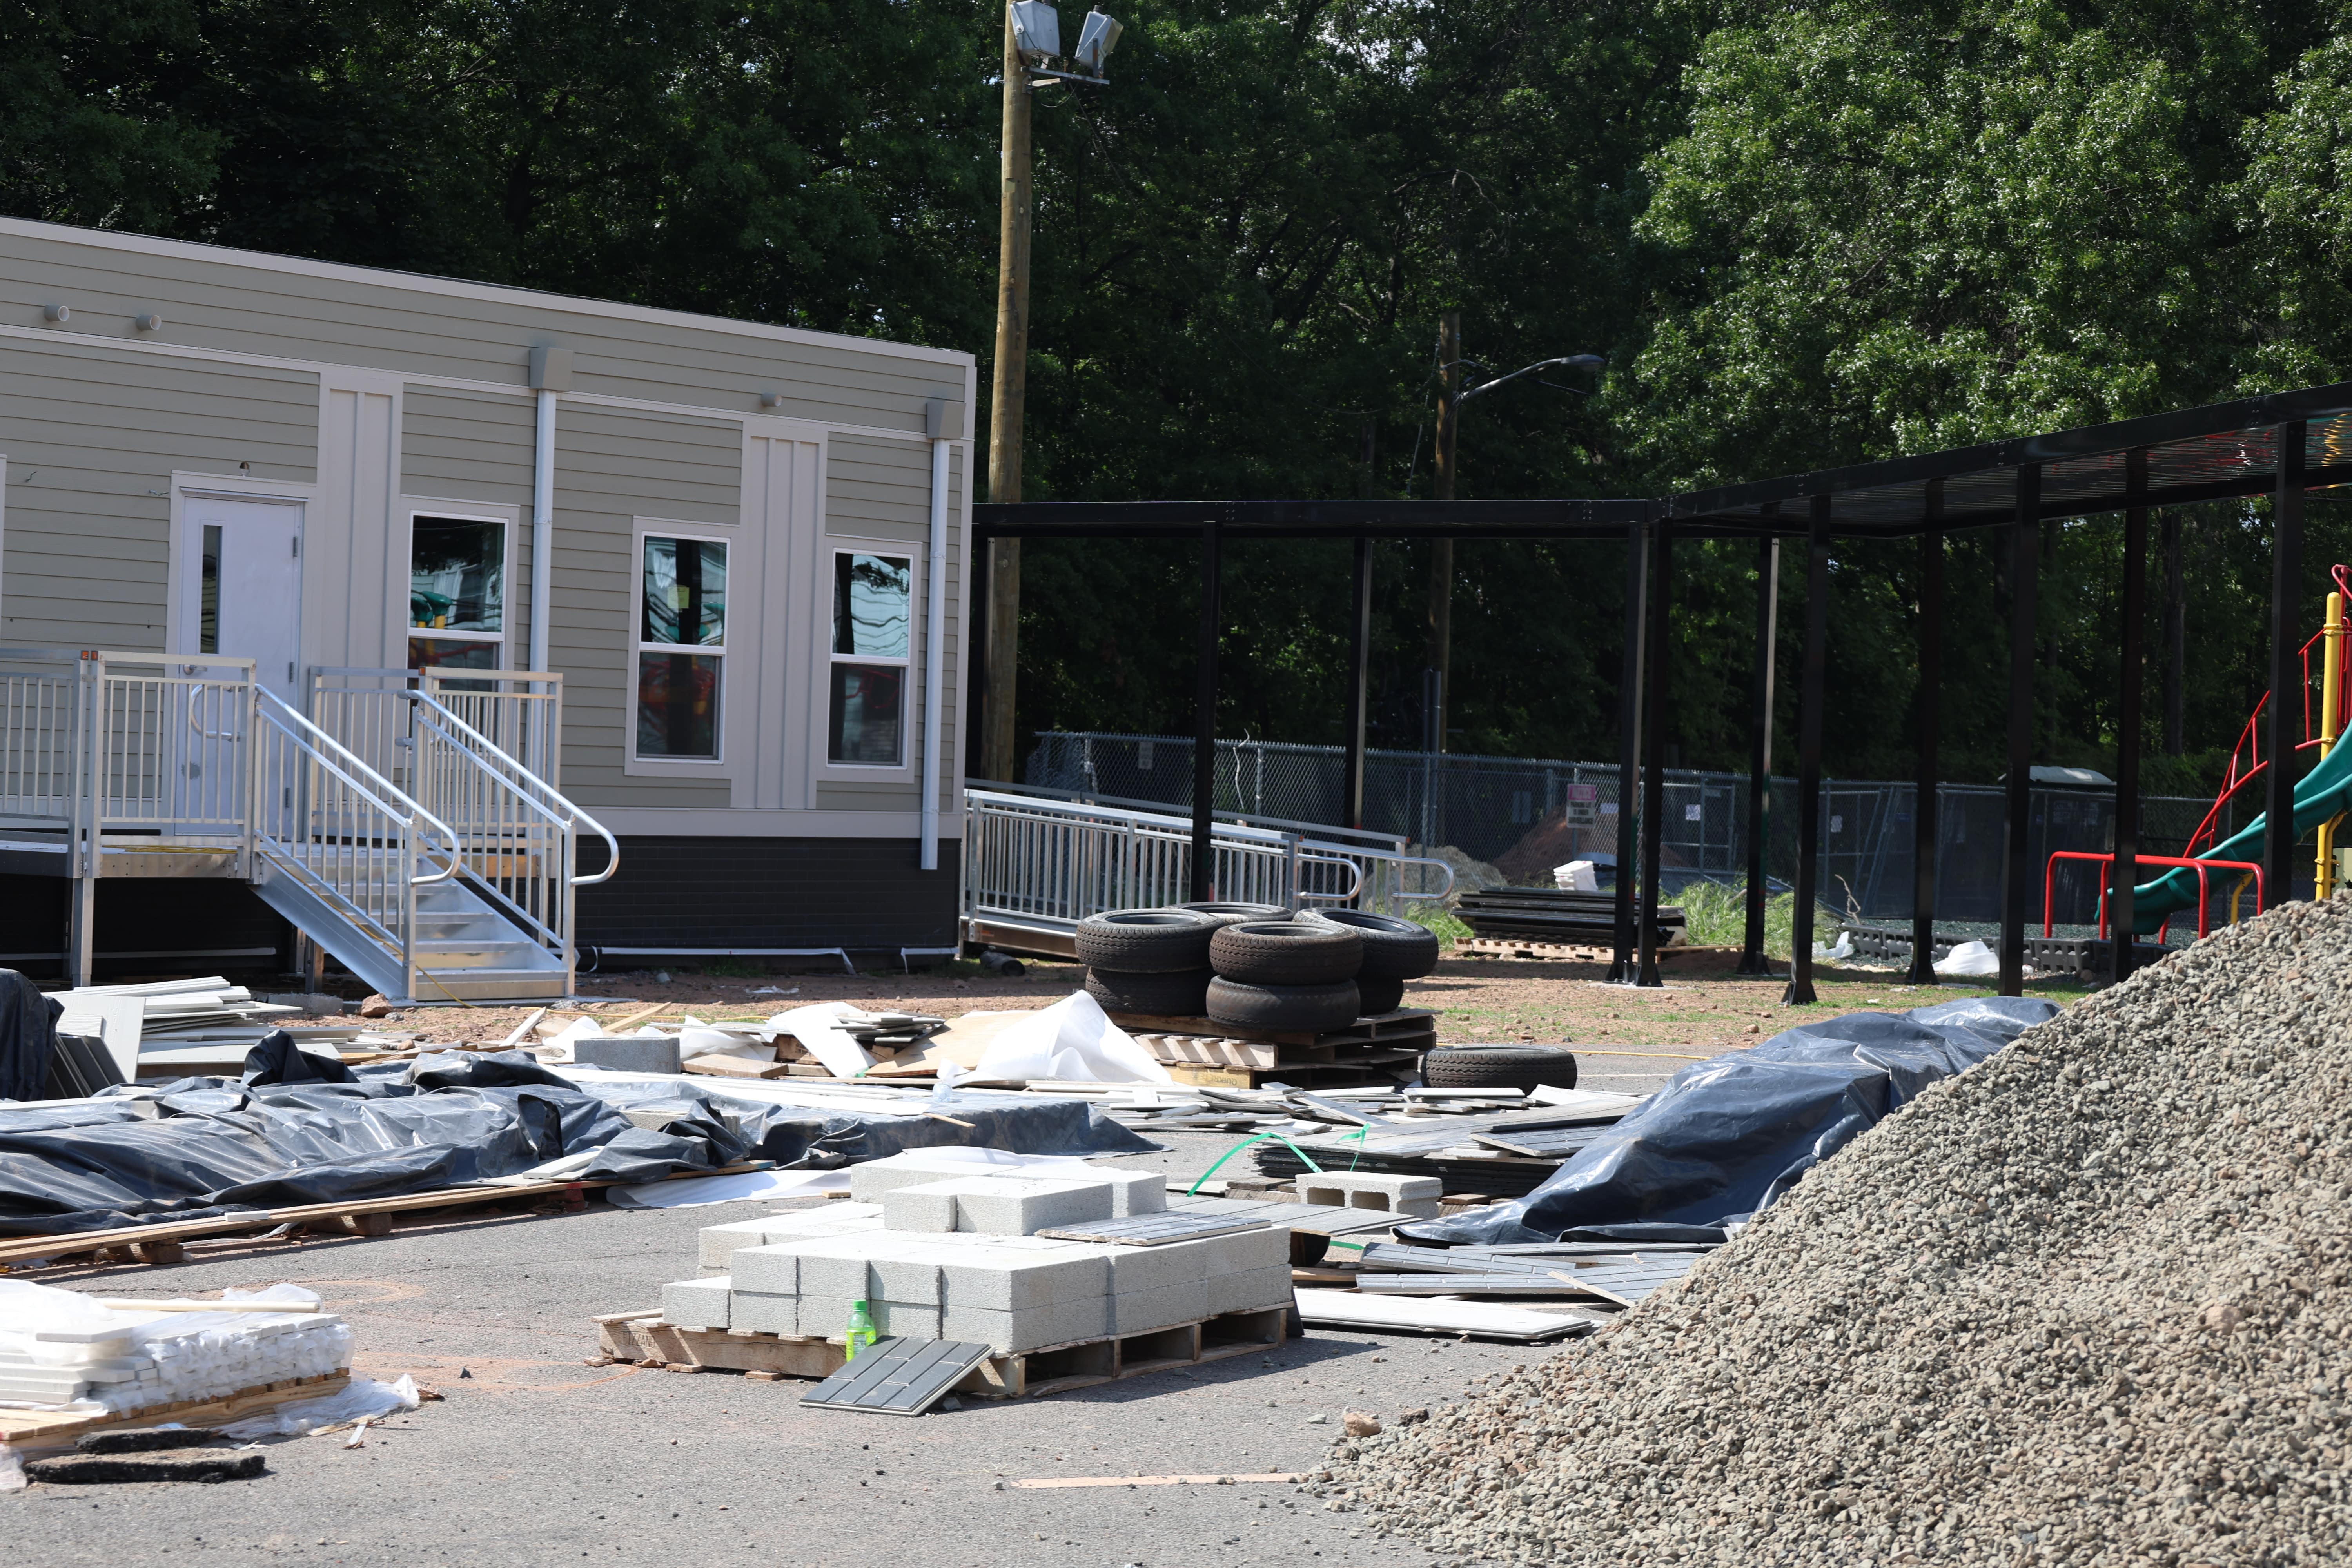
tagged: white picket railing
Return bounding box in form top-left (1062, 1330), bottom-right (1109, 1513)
top-left (961, 787), bottom-right (1454, 947)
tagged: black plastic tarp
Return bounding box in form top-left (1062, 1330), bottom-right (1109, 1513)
top-left (0, 1042), bottom-right (1158, 1236)
top-left (1399, 995), bottom-right (2060, 1247)
top-left (0, 970), bottom-right (60, 1102)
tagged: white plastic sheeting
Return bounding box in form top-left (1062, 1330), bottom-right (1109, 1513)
top-left (970, 991), bottom-right (1172, 1084)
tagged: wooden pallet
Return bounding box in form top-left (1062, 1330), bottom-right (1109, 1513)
top-left (1157, 1056), bottom-right (1420, 1089)
top-left (0, 1371), bottom-right (349, 1453)
top-left (1112, 1008), bottom-right (1435, 1052)
top-left (1116, 1008), bottom-right (1434, 1087)
top-left (590, 1305), bottom-right (1287, 1400)
top-left (0, 1163), bottom-right (773, 1270)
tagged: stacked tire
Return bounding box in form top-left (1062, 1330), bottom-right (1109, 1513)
top-left (1075, 909), bottom-right (1223, 1017)
top-left (1296, 909), bottom-right (1441, 1015)
top-left (1205, 918), bottom-right (1362, 1030)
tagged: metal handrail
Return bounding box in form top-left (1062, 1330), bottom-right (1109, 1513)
top-left (254, 688), bottom-right (460, 886)
top-left (400, 690), bottom-right (619, 885)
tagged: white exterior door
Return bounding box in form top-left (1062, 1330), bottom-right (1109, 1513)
top-left (186, 495), bottom-right (304, 707)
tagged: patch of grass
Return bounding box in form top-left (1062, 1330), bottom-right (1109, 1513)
top-left (1675, 882), bottom-right (1849, 959)
top-left (1402, 903), bottom-right (1474, 950)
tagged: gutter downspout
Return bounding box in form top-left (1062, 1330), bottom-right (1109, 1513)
top-left (921, 399), bottom-right (956, 871)
top-left (526, 347), bottom-right (573, 673)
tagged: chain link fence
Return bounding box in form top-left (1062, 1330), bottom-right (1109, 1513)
top-left (1025, 730), bottom-right (2223, 927)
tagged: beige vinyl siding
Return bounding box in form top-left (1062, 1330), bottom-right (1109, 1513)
top-left (826, 434), bottom-right (934, 544)
top-left (816, 781), bottom-right (923, 810)
top-left (0, 337), bottom-right (316, 648)
top-left (549, 404), bottom-right (740, 807)
top-left (402, 387), bottom-right (534, 504)
top-left (0, 222), bottom-right (969, 435)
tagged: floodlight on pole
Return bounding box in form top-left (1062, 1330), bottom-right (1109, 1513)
top-left (983, 2), bottom-right (1123, 784)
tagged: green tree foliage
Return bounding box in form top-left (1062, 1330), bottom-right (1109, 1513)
top-left (3, 0), bottom-right (2349, 802)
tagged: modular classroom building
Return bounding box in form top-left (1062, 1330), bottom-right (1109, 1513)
top-left (0, 218), bottom-right (974, 983)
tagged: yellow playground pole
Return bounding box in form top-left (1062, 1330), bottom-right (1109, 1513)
top-left (2319, 590), bottom-right (2345, 899)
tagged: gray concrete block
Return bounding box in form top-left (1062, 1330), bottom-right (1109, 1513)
top-left (791, 1236), bottom-right (902, 1299)
top-left (940, 1300), bottom-right (1094, 1355)
top-left (573, 1035), bottom-right (682, 1074)
top-left (1205, 1225), bottom-right (1292, 1275)
top-left (728, 1290), bottom-right (798, 1336)
top-left (953, 1176), bottom-right (1116, 1236)
top-left (1108, 1280), bottom-right (1209, 1335)
top-left (796, 1296), bottom-right (860, 1342)
top-left (881, 1180), bottom-right (966, 1234)
top-left (662, 1276), bottom-right (730, 1331)
top-left (849, 1155), bottom-right (985, 1204)
top-left (871, 1300), bottom-right (941, 1340)
top-left (1102, 1237), bottom-right (1214, 1296)
top-left (869, 1250), bottom-right (945, 1307)
top-left (728, 1241), bottom-right (816, 1296)
top-left (1296, 1172), bottom-right (1441, 1211)
top-left (1208, 1266), bottom-right (1296, 1317)
top-left (939, 1243), bottom-right (1109, 1312)
top-left (1100, 1169), bottom-right (1167, 1216)
top-left (697, 1217), bottom-right (782, 1270)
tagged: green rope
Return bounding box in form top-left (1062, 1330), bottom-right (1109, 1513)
top-left (1185, 1123), bottom-right (1372, 1194)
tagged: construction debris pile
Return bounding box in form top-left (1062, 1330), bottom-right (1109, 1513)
top-left (1318, 896), bottom-right (2352, 1567)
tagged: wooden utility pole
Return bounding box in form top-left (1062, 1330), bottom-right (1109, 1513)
top-left (982, 10), bottom-right (1034, 784)
top-left (1426, 312), bottom-right (1461, 753)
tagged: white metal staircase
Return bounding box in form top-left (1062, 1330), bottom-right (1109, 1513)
top-left (0, 649), bottom-right (616, 1002)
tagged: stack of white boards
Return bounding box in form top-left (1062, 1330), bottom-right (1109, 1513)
top-left (0, 1284), bottom-right (350, 1413)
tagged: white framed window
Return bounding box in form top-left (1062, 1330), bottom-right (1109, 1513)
top-left (826, 549), bottom-right (912, 767)
top-left (633, 530), bottom-right (729, 762)
top-left (408, 512), bottom-right (508, 673)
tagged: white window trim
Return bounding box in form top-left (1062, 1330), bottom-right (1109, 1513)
top-left (628, 521), bottom-right (735, 772)
top-left (164, 472), bottom-right (316, 659)
top-left (816, 541), bottom-right (919, 778)
top-left (403, 507), bottom-right (515, 673)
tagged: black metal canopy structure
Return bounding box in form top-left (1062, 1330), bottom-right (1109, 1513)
top-left (973, 380), bottom-right (2352, 1004)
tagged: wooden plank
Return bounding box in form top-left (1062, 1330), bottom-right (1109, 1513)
top-left (682, 1053), bottom-right (792, 1080)
top-left (0, 1371), bottom-right (349, 1453)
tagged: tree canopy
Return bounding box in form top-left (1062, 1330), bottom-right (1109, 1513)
top-left (5, 0), bottom-right (2348, 792)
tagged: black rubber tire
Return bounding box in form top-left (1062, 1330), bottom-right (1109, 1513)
top-left (1356, 975), bottom-right (1406, 1016)
top-left (1084, 967), bottom-right (1214, 1017)
top-left (1205, 976), bottom-right (1361, 1031)
top-left (1074, 909), bottom-right (1220, 973)
top-left (1298, 909), bottom-right (1441, 981)
top-left (1209, 920), bottom-right (1363, 984)
top-left (1421, 1044), bottom-right (1580, 1091)
top-left (1166, 901), bottom-right (1290, 928)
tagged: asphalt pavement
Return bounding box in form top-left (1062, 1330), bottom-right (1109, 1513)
top-left (7, 1131), bottom-right (1578, 1568)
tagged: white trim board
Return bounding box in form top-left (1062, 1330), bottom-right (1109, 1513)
top-left (0, 216), bottom-right (971, 369)
top-left (582, 807), bottom-right (962, 840)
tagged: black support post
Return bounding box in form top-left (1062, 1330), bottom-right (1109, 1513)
top-left (2266, 421), bottom-right (2307, 909)
top-left (1189, 519), bottom-right (1222, 901)
top-left (1783, 498), bottom-right (1831, 1007)
top-left (1611, 517), bottom-right (1649, 982)
top-left (2113, 449), bottom-right (2149, 984)
top-left (1341, 535), bottom-right (1372, 831)
top-left (1998, 464), bottom-right (2041, 997)
top-left (1637, 520), bottom-right (1674, 987)
top-left (1739, 528), bottom-right (1779, 976)
top-left (1907, 484), bottom-right (1944, 984)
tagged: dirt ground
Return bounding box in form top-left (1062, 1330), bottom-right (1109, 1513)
top-left (368, 946), bottom-right (2089, 1056)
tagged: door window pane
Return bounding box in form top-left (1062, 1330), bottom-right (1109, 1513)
top-left (828, 663), bottom-right (904, 765)
top-left (639, 652), bottom-right (721, 759)
top-left (199, 524), bottom-right (221, 655)
top-left (832, 554), bottom-right (910, 658)
top-left (643, 537), bottom-right (727, 647)
top-left (411, 517), bottom-right (505, 633)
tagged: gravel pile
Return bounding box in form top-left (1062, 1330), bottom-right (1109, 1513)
top-left (1318, 896), bottom-right (2352, 1567)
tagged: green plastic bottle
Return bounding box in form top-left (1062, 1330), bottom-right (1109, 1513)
top-left (844, 1299), bottom-right (879, 1360)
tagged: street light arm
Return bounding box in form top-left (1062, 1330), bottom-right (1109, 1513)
top-left (1455, 354), bottom-right (1604, 406)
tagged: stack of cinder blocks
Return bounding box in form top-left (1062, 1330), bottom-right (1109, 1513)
top-left (1294, 1172), bottom-right (1441, 1220)
top-left (661, 1155), bottom-right (1294, 1355)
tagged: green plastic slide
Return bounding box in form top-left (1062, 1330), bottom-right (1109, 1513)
top-left (2126, 737), bottom-right (2352, 933)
